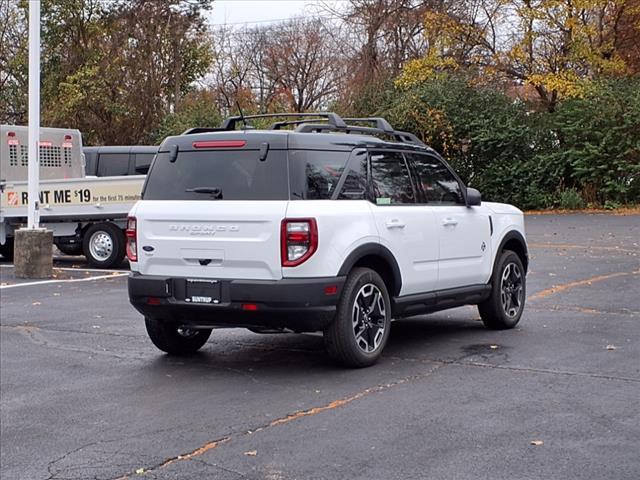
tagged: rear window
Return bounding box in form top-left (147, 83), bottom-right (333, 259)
top-left (143, 149), bottom-right (288, 200)
top-left (289, 150), bottom-right (350, 200)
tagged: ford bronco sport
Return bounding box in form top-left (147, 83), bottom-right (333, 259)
top-left (127, 113), bottom-right (528, 367)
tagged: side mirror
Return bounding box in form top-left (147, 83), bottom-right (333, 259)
top-left (466, 187), bottom-right (481, 206)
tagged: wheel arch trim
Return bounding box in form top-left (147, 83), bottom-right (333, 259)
top-left (494, 230), bottom-right (528, 274)
top-left (337, 243), bottom-right (402, 296)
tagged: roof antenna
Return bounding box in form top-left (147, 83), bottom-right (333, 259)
top-left (236, 101), bottom-right (248, 130)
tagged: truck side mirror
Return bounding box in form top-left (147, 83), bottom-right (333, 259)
top-left (467, 187), bottom-right (481, 206)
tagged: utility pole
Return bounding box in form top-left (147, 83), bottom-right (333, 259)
top-left (14, 0), bottom-right (53, 279)
top-left (27, 0), bottom-right (41, 229)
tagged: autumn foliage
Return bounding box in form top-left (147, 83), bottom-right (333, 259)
top-left (1, 0), bottom-right (638, 208)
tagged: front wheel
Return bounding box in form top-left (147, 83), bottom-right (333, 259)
top-left (478, 250), bottom-right (526, 330)
top-left (324, 267), bottom-right (391, 368)
top-left (145, 317), bottom-right (212, 355)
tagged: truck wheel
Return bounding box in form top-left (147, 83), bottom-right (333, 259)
top-left (0, 238), bottom-right (15, 261)
top-left (82, 222), bottom-right (126, 268)
top-left (324, 267), bottom-right (391, 368)
top-left (57, 244), bottom-right (83, 256)
top-left (478, 250), bottom-right (526, 330)
top-left (145, 317), bottom-right (212, 355)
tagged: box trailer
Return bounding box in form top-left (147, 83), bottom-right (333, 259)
top-left (1, 125), bottom-right (147, 268)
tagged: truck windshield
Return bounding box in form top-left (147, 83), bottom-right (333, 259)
top-left (142, 150), bottom-right (289, 200)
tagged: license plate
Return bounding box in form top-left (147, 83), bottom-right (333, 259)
top-left (185, 279), bottom-right (220, 304)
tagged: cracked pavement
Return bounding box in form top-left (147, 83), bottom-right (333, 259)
top-left (1, 213), bottom-right (639, 479)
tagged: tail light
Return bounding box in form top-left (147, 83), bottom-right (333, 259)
top-left (281, 218), bottom-right (318, 267)
top-left (126, 216), bottom-right (137, 262)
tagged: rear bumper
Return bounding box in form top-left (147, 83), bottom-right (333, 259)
top-left (128, 273), bottom-right (345, 332)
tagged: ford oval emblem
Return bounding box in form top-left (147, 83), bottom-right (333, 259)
top-left (142, 245), bottom-right (155, 252)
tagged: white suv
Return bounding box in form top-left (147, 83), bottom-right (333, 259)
top-left (128, 114), bottom-right (528, 367)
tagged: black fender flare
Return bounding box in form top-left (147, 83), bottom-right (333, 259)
top-left (493, 230), bottom-right (529, 274)
top-left (337, 243), bottom-right (403, 296)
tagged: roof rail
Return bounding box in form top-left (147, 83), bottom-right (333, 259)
top-left (295, 123), bottom-right (427, 147)
top-left (220, 112), bottom-right (347, 131)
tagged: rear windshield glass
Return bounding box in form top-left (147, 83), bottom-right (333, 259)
top-left (289, 150), bottom-right (350, 200)
top-left (143, 150), bottom-right (288, 200)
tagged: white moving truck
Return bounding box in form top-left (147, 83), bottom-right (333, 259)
top-left (0, 125), bottom-right (146, 268)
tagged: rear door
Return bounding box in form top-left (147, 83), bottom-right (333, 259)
top-left (406, 152), bottom-right (492, 289)
top-left (134, 147), bottom-right (289, 280)
top-left (368, 150), bottom-right (439, 296)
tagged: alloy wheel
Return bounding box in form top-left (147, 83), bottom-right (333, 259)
top-left (352, 283), bottom-right (386, 353)
top-left (500, 262), bottom-right (523, 318)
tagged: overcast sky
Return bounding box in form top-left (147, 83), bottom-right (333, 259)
top-left (207, 0), bottom-right (346, 27)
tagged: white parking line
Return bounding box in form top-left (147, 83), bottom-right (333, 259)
top-left (0, 273), bottom-right (129, 290)
top-left (0, 264), bottom-right (127, 274)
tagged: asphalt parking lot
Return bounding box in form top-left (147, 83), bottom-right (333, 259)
top-left (1, 213), bottom-right (639, 480)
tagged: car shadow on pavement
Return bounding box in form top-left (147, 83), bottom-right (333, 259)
top-left (139, 313), bottom-right (492, 377)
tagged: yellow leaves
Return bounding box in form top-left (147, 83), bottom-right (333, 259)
top-left (401, 1), bottom-right (632, 107)
top-left (527, 72), bottom-right (587, 98)
top-left (395, 55), bottom-right (458, 89)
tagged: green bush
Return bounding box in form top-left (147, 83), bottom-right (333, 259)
top-left (559, 189), bottom-right (585, 209)
top-left (365, 74), bottom-right (640, 210)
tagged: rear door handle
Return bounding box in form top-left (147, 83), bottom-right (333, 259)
top-left (385, 219), bottom-right (406, 229)
top-left (442, 217), bottom-right (458, 227)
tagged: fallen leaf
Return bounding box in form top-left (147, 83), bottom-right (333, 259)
top-left (530, 440), bottom-right (544, 446)
top-left (606, 344), bottom-right (617, 351)
top-left (244, 450), bottom-right (257, 456)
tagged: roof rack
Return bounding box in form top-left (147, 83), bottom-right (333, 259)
top-left (213, 112), bottom-right (426, 147)
top-left (220, 113), bottom-right (347, 131)
top-left (342, 117), bottom-right (395, 134)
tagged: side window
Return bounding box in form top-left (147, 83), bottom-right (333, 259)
top-left (134, 153), bottom-right (155, 174)
top-left (337, 150), bottom-right (368, 200)
top-left (97, 153), bottom-right (130, 177)
top-left (406, 153), bottom-right (464, 205)
top-left (288, 150), bottom-right (350, 200)
top-left (369, 151), bottom-right (415, 205)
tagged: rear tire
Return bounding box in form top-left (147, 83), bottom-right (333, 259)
top-left (82, 222), bottom-right (126, 268)
top-left (0, 238), bottom-right (15, 261)
top-left (324, 267), bottom-right (391, 368)
top-left (145, 317), bottom-right (212, 355)
top-left (478, 250), bottom-right (526, 330)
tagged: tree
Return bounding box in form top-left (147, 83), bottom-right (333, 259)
top-left (49, 0), bottom-right (212, 144)
top-left (262, 19), bottom-right (346, 112)
top-left (398, 0), bottom-right (635, 111)
top-left (1, 0), bottom-right (212, 144)
top-left (0, 0), bottom-right (28, 124)
top-left (325, 0), bottom-right (434, 110)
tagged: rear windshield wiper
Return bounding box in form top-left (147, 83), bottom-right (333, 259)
top-left (185, 187), bottom-right (223, 199)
